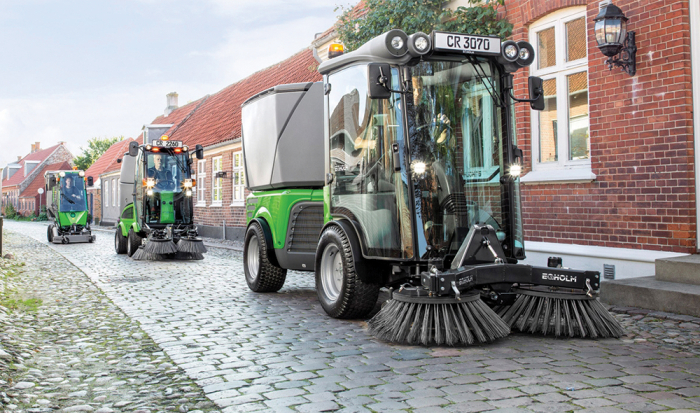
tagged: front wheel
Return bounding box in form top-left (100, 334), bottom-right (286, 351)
top-left (315, 225), bottom-right (379, 319)
top-left (115, 228), bottom-right (127, 254)
top-left (127, 229), bottom-right (142, 257)
top-left (47, 225), bottom-right (54, 242)
top-left (244, 222), bottom-right (287, 292)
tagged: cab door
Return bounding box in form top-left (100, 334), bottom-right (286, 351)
top-left (326, 65), bottom-right (414, 259)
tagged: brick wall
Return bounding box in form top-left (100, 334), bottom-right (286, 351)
top-left (503, 0), bottom-right (696, 252)
top-left (90, 188), bottom-right (102, 224)
top-left (193, 147), bottom-right (249, 230)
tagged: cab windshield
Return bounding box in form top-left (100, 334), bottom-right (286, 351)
top-left (142, 151), bottom-right (193, 225)
top-left (407, 58), bottom-right (523, 258)
top-left (59, 174), bottom-right (87, 212)
top-left (146, 152), bottom-right (191, 193)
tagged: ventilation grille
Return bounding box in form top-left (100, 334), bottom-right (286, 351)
top-left (604, 264), bottom-right (615, 280)
top-left (288, 205), bottom-right (324, 253)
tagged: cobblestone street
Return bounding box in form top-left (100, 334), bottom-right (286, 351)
top-left (3, 221), bottom-right (700, 412)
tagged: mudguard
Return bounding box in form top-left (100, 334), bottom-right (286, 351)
top-left (319, 219), bottom-right (375, 284)
top-left (248, 218), bottom-right (280, 267)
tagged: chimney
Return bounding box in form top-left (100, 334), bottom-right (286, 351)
top-left (164, 92), bottom-right (179, 117)
top-left (17, 156), bottom-right (21, 161)
top-left (30, 142), bottom-right (41, 153)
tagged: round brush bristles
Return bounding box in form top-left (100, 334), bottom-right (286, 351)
top-left (368, 295), bottom-right (510, 346)
top-left (500, 289), bottom-right (624, 338)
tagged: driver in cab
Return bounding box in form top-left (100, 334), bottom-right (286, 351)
top-left (147, 154), bottom-right (174, 190)
top-left (61, 176), bottom-right (83, 209)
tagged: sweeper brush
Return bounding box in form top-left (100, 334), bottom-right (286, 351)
top-left (131, 246), bottom-right (164, 261)
top-left (498, 288), bottom-right (624, 338)
top-left (174, 251), bottom-right (205, 260)
top-left (177, 238), bottom-right (207, 254)
top-left (143, 238), bottom-right (178, 255)
top-left (368, 289), bottom-right (510, 346)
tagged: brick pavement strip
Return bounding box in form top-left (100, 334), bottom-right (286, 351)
top-left (3, 221), bottom-right (700, 413)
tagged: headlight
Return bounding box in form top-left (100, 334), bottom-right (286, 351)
top-left (407, 32), bottom-right (431, 56)
top-left (510, 164), bottom-right (522, 177)
top-left (59, 171), bottom-right (66, 177)
top-left (391, 36), bottom-right (404, 50)
top-left (412, 161), bottom-right (426, 175)
top-left (147, 189), bottom-right (154, 196)
top-left (185, 190), bottom-right (192, 197)
top-left (183, 179), bottom-right (193, 189)
top-left (516, 41), bottom-right (535, 67)
top-left (146, 178), bottom-right (155, 188)
top-left (505, 44), bottom-right (518, 59)
top-left (183, 146), bottom-right (189, 152)
top-left (78, 171), bottom-right (85, 177)
top-left (500, 40), bottom-right (519, 62)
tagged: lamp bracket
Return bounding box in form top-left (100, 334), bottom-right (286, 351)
top-left (605, 31), bottom-right (636, 76)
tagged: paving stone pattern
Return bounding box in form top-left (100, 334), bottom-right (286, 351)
top-left (4, 221), bottom-right (700, 412)
top-left (0, 229), bottom-right (217, 413)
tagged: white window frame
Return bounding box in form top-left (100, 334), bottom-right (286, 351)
top-left (112, 178), bottom-right (116, 207)
top-left (211, 156), bottom-right (223, 206)
top-left (196, 160), bottom-right (206, 206)
top-left (104, 179), bottom-right (110, 207)
top-left (524, 6), bottom-right (596, 184)
top-left (231, 152), bottom-right (246, 206)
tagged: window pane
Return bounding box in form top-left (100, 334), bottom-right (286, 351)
top-left (568, 72), bottom-right (589, 160)
top-left (537, 27), bottom-right (556, 69)
top-left (539, 78), bottom-right (558, 163)
top-left (566, 17), bottom-right (586, 61)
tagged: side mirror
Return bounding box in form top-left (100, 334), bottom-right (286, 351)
top-left (49, 176), bottom-right (56, 188)
top-left (367, 63), bottom-right (392, 99)
top-left (128, 141), bottom-right (139, 157)
top-left (195, 144), bottom-right (204, 160)
top-left (87, 176), bottom-right (94, 186)
top-left (528, 76), bottom-right (545, 111)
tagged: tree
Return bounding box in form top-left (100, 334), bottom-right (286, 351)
top-left (73, 136), bottom-right (123, 171)
top-left (336, 0), bottom-right (513, 52)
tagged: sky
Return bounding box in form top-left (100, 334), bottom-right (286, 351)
top-left (0, 0), bottom-right (342, 167)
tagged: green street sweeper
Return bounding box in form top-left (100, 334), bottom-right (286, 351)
top-left (241, 30), bottom-right (623, 346)
top-left (114, 138), bottom-right (207, 260)
top-left (45, 169), bottom-right (96, 244)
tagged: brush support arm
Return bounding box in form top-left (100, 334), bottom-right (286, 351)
top-left (421, 263), bottom-right (601, 296)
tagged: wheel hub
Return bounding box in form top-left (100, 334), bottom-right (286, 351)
top-left (246, 235), bottom-right (260, 282)
top-left (320, 244), bottom-right (343, 302)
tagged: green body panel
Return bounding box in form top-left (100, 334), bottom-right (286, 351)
top-left (56, 211), bottom-right (88, 227)
top-left (118, 204), bottom-right (140, 237)
top-left (159, 192), bottom-right (175, 224)
top-left (246, 189), bottom-right (324, 249)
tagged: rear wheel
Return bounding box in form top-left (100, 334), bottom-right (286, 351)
top-left (115, 228), bottom-right (127, 254)
top-left (127, 229), bottom-right (142, 257)
top-left (244, 222), bottom-right (287, 292)
top-left (315, 225), bottom-right (379, 319)
top-left (47, 225), bottom-right (54, 242)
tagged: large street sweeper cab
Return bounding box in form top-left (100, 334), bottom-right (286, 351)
top-left (45, 169), bottom-right (96, 244)
top-left (242, 30), bottom-right (623, 346)
top-left (114, 138), bottom-right (207, 260)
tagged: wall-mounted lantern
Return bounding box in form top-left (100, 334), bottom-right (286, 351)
top-left (594, 2), bottom-right (636, 76)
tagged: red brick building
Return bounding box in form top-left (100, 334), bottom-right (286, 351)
top-left (1, 142), bottom-right (74, 216)
top-left (500, 0), bottom-right (699, 279)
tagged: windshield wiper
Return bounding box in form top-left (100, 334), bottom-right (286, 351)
top-left (61, 193), bottom-right (75, 204)
top-left (464, 56), bottom-right (507, 109)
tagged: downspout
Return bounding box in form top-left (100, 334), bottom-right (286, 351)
top-left (691, 0), bottom-right (700, 252)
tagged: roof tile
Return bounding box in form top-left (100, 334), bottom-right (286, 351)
top-left (84, 138), bottom-right (135, 182)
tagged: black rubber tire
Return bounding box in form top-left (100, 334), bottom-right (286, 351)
top-left (47, 225), bottom-right (54, 243)
top-left (243, 222), bottom-right (287, 292)
top-left (127, 229), bottom-right (142, 257)
top-left (314, 225), bottom-right (379, 319)
top-left (115, 229), bottom-right (127, 254)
